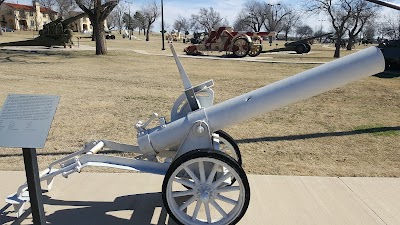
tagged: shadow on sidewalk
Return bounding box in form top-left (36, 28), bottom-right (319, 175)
top-left (1, 192), bottom-right (180, 225)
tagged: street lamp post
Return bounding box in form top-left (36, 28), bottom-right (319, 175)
top-left (161, 0), bottom-right (165, 50)
top-left (268, 3), bottom-right (281, 27)
top-left (125, 1), bottom-right (132, 40)
top-left (318, 19), bottom-right (326, 31)
top-left (318, 19), bottom-right (326, 43)
top-left (267, 3), bottom-right (280, 46)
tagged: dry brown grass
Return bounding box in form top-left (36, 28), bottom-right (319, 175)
top-left (0, 31), bottom-right (399, 177)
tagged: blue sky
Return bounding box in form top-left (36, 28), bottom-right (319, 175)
top-left (10, 0), bottom-right (400, 33)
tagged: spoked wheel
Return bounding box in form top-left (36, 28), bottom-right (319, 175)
top-left (215, 130), bottom-right (242, 166)
top-left (248, 37), bottom-right (263, 57)
top-left (162, 150), bottom-right (250, 225)
top-left (215, 130), bottom-right (242, 186)
top-left (180, 131), bottom-right (241, 189)
top-left (232, 37), bottom-right (250, 58)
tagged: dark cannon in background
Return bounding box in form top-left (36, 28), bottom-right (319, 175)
top-left (365, 0), bottom-right (400, 70)
top-left (190, 32), bottom-right (205, 44)
top-left (0, 12), bottom-right (87, 48)
top-left (265, 32), bottom-right (333, 54)
top-left (379, 40), bottom-right (400, 69)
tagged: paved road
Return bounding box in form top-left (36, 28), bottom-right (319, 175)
top-left (0, 45), bottom-right (326, 64)
top-left (1, 171), bottom-right (399, 225)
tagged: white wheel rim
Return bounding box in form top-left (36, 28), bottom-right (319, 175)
top-left (166, 157), bottom-right (246, 225)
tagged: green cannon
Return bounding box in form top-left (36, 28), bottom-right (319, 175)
top-left (0, 12), bottom-right (87, 48)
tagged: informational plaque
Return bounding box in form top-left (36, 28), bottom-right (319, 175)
top-left (0, 94), bottom-right (60, 148)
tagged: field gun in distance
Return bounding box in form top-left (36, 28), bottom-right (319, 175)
top-left (0, 12), bottom-right (87, 48)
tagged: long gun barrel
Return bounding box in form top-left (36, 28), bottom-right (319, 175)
top-left (365, 0), bottom-right (400, 10)
top-left (62, 12), bottom-right (87, 27)
top-left (138, 47), bottom-right (385, 154)
top-left (286, 32), bottom-right (333, 45)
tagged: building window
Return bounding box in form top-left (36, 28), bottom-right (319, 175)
top-left (30, 11), bottom-right (34, 17)
top-left (2, 15), bottom-right (5, 21)
top-left (20, 10), bottom-right (26, 19)
top-left (31, 20), bottom-right (34, 27)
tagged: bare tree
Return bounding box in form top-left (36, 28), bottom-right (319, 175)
top-left (122, 13), bottom-right (132, 29)
top-left (37, 0), bottom-right (57, 10)
top-left (233, 12), bottom-right (252, 31)
top-left (376, 22), bottom-right (387, 39)
top-left (173, 15), bottom-right (190, 33)
top-left (383, 12), bottom-right (400, 39)
top-left (241, 0), bottom-right (268, 32)
top-left (190, 7), bottom-right (225, 32)
top-left (296, 25), bottom-right (313, 39)
top-left (345, 0), bottom-right (377, 50)
top-left (281, 8), bottom-right (301, 41)
top-left (58, 0), bottom-right (78, 20)
top-left (108, 3), bottom-right (126, 33)
top-left (75, 0), bottom-right (119, 55)
top-left (264, 4), bottom-right (291, 33)
top-left (363, 23), bottom-right (376, 41)
top-left (306, 0), bottom-right (356, 58)
top-left (236, 1), bottom-right (293, 34)
top-left (38, 0), bottom-right (77, 20)
top-left (141, 2), bottom-right (159, 41)
top-left (133, 11), bottom-right (146, 35)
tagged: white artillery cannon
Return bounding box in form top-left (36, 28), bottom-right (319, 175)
top-left (6, 45), bottom-right (385, 225)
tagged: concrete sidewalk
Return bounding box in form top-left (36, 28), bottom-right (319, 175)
top-left (0, 171), bottom-right (399, 225)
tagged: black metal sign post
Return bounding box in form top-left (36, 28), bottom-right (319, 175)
top-left (22, 148), bottom-right (46, 225)
top-left (0, 94), bottom-right (60, 225)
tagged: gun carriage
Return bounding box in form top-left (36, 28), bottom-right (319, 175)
top-left (267, 33), bottom-right (333, 54)
top-left (4, 44), bottom-right (385, 225)
top-left (184, 26), bottom-right (275, 58)
top-left (0, 13), bottom-right (87, 48)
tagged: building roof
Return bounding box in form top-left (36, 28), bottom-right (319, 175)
top-left (4, 3), bottom-right (57, 14)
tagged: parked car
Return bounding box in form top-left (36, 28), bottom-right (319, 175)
top-left (361, 39), bottom-right (373, 44)
top-left (105, 30), bottom-right (115, 39)
top-left (1, 27), bottom-right (15, 32)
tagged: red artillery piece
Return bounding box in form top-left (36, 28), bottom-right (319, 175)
top-left (184, 27), bottom-right (275, 58)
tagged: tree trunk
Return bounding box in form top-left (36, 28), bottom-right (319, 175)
top-left (146, 25), bottom-right (150, 41)
top-left (74, 0), bottom-right (118, 55)
top-left (334, 38), bottom-right (341, 58)
top-left (346, 35), bottom-right (355, 50)
top-left (93, 19), bottom-right (107, 55)
top-left (285, 31), bottom-right (288, 41)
